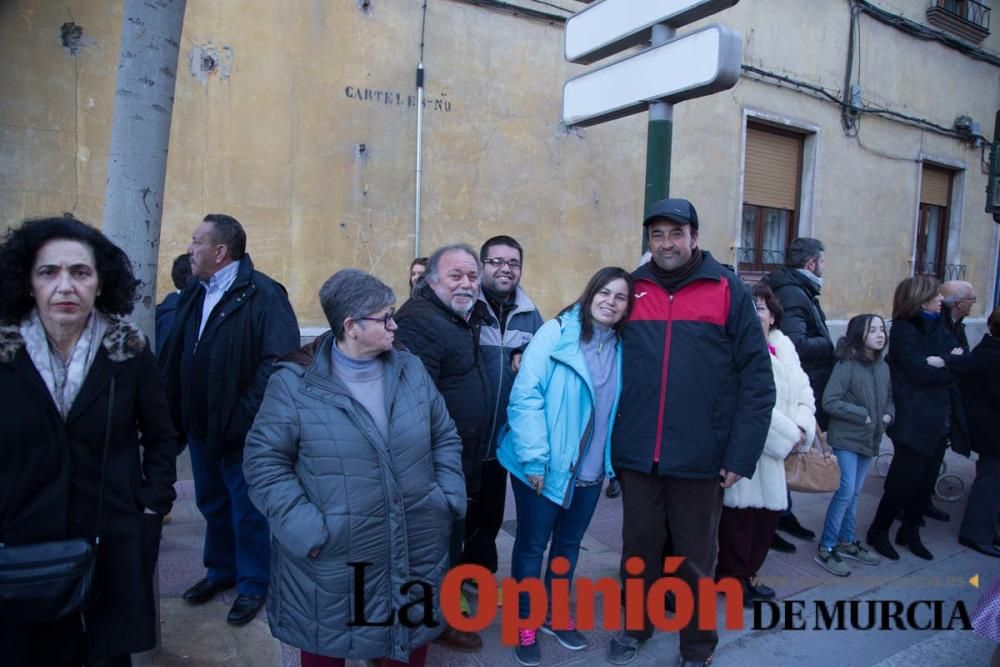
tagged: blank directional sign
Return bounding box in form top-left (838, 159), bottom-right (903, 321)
top-left (562, 24), bottom-right (741, 127)
top-left (566, 0), bottom-right (740, 64)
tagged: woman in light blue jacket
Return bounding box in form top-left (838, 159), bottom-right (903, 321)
top-left (498, 267), bottom-right (632, 666)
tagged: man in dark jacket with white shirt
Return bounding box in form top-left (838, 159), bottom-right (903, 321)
top-left (160, 214), bottom-right (300, 626)
top-left (608, 199), bottom-right (775, 667)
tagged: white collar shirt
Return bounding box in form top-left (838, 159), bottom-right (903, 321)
top-left (198, 259), bottom-right (240, 338)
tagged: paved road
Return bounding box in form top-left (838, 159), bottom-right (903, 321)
top-left (142, 446), bottom-right (998, 666)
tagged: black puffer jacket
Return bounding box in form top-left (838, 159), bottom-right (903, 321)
top-left (764, 267), bottom-right (833, 419)
top-left (961, 334), bottom-right (1000, 460)
top-left (159, 255), bottom-right (300, 463)
top-left (885, 315), bottom-right (968, 458)
top-left (395, 284), bottom-right (491, 493)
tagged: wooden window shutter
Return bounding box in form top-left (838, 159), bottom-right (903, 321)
top-left (920, 166), bottom-right (951, 207)
top-left (743, 125), bottom-right (802, 211)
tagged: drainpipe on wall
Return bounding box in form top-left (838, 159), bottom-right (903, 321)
top-left (415, 62), bottom-right (424, 257)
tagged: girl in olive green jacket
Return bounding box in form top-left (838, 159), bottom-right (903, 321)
top-left (816, 314), bottom-right (894, 575)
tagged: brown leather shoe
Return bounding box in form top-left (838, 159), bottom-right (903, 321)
top-left (433, 625), bottom-right (483, 653)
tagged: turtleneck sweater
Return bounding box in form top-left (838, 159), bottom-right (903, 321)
top-left (331, 341), bottom-right (388, 443)
top-left (576, 323), bottom-right (618, 483)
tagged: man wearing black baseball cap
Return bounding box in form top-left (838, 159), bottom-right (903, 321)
top-left (608, 198), bottom-right (776, 666)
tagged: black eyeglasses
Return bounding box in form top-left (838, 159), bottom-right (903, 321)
top-left (483, 257), bottom-right (522, 270)
top-left (355, 309), bottom-right (396, 327)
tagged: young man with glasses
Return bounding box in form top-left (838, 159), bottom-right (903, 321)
top-left (463, 236), bottom-right (543, 597)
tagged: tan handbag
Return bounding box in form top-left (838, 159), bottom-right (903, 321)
top-left (784, 430), bottom-right (841, 493)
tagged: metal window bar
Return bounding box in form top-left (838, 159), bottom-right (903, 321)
top-left (911, 260), bottom-right (967, 281)
top-left (735, 246), bottom-right (786, 272)
top-left (936, 0), bottom-right (991, 31)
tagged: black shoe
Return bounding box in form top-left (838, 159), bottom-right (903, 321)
top-left (182, 577), bottom-right (235, 605)
top-left (924, 503), bottom-right (950, 522)
top-left (865, 529), bottom-right (899, 561)
top-left (739, 578), bottom-right (776, 609)
top-left (770, 533), bottom-right (797, 553)
top-left (680, 657), bottom-right (713, 666)
top-left (777, 513), bottom-right (816, 541)
top-left (746, 578), bottom-right (776, 600)
top-left (959, 537), bottom-right (1000, 558)
top-left (606, 478), bottom-right (622, 499)
top-left (227, 594), bottom-right (266, 626)
top-left (896, 528), bottom-right (933, 560)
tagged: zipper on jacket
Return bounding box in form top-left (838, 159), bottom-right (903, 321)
top-left (653, 294), bottom-right (674, 464)
top-left (485, 334), bottom-right (506, 460)
top-left (562, 398), bottom-right (596, 509)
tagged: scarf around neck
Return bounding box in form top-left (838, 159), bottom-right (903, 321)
top-left (649, 250), bottom-right (704, 293)
top-left (796, 267), bottom-right (823, 291)
top-left (21, 309), bottom-right (108, 419)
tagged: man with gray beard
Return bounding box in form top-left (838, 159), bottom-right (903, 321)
top-left (394, 243), bottom-right (491, 653)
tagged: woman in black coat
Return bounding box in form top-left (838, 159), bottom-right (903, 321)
top-left (0, 217), bottom-right (177, 666)
top-left (958, 307), bottom-right (1000, 558)
top-left (866, 275), bottom-right (966, 562)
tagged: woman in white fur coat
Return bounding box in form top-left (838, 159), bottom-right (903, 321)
top-left (716, 283), bottom-right (816, 606)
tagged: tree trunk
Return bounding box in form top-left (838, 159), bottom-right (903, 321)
top-left (102, 0), bottom-right (187, 342)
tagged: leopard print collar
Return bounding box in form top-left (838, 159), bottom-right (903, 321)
top-left (0, 314), bottom-right (145, 364)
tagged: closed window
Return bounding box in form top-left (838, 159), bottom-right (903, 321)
top-left (915, 165), bottom-right (953, 280)
top-left (740, 124), bottom-right (804, 272)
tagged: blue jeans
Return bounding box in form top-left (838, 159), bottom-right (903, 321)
top-left (510, 477), bottom-right (603, 619)
top-left (188, 435), bottom-right (270, 595)
top-left (820, 448), bottom-right (874, 550)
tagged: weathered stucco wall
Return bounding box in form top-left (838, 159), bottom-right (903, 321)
top-left (2, 0), bottom-right (998, 329)
top-left (669, 0), bottom-right (1000, 320)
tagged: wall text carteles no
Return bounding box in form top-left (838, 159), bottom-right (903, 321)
top-left (344, 86), bottom-right (453, 112)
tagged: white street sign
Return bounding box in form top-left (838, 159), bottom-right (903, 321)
top-left (565, 0), bottom-right (739, 64)
top-left (562, 24), bottom-right (741, 127)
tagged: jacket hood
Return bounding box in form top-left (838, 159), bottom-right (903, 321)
top-left (0, 313), bottom-right (146, 364)
top-left (766, 266), bottom-right (819, 297)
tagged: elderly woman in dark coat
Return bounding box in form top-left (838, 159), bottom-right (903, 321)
top-left (244, 269), bottom-right (465, 667)
top-left (0, 217), bottom-right (177, 667)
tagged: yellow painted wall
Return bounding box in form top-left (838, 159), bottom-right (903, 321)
top-left (2, 0), bottom-right (998, 329)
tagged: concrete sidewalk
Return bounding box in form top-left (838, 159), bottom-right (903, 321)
top-left (144, 447), bottom-right (999, 666)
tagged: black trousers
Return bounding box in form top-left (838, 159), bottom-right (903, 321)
top-left (1, 615), bottom-right (133, 667)
top-left (461, 459), bottom-right (508, 573)
top-left (716, 506), bottom-right (783, 580)
top-left (619, 469), bottom-right (723, 662)
top-left (960, 456), bottom-right (1000, 544)
top-left (871, 439), bottom-right (945, 535)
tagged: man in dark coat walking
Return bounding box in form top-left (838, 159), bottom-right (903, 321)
top-left (160, 214), bottom-right (300, 626)
top-left (395, 243), bottom-right (490, 654)
top-left (764, 237), bottom-right (832, 550)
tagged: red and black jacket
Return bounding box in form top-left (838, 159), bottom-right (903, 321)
top-left (611, 252), bottom-right (775, 480)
